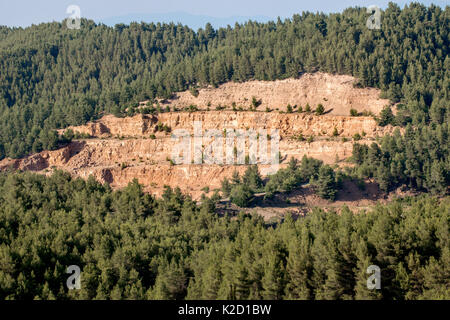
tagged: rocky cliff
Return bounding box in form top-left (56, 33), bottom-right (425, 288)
top-left (1, 74), bottom-right (398, 199)
top-left (2, 111), bottom-right (397, 199)
top-left (61, 111), bottom-right (393, 138)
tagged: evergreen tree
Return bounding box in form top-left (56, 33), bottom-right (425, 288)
top-left (314, 165), bottom-right (337, 200)
top-left (230, 184), bottom-right (254, 207)
top-left (377, 106), bottom-right (395, 126)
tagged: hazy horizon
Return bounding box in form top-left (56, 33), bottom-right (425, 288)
top-left (0, 0), bottom-right (447, 29)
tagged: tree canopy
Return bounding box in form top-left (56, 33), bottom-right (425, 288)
top-left (0, 171), bottom-right (448, 300)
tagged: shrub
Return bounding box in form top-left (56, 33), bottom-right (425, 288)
top-left (316, 104), bottom-right (325, 115)
top-left (189, 87), bottom-right (199, 97)
top-left (187, 105), bottom-right (198, 112)
top-left (295, 133), bottom-right (305, 141)
top-left (62, 129), bottom-right (74, 141)
top-left (251, 96), bottom-right (262, 108)
top-left (230, 184), bottom-right (254, 207)
top-left (163, 125), bottom-right (171, 133)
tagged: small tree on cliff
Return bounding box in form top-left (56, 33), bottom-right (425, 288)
top-left (316, 104), bottom-right (325, 115)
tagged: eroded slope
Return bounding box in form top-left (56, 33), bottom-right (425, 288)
top-left (1, 111), bottom-right (396, 199)
top-left (154, 73), bottom-right (390, 115)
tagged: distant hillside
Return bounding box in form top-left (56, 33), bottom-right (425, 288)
top-left (99, 12), bottom-right (273, 30)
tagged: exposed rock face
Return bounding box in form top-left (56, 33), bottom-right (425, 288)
top-left (2, 110), bottom-right (397, 199)
top-left (61, 114), bottom-right (158, 138)
top-left (61, 111), bottom-right (393, 138)
top-left (1, 74), bottom-right (398, 199)
top-left (156, 72), bottom-right (390, 116)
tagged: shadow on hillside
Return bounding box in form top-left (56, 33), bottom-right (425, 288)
top-left (214, 179), bottom-right (386, 220)
top-left (250, 192), bottom-right (299, 209)
top-left (335, 180), bottom-right (383, 202)
top-left (68, 140), bottom-right (86, 158)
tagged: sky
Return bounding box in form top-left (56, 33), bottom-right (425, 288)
top-left (0, 0), bottom-right (447, 28)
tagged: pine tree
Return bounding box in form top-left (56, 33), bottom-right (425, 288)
top-left (285, 232), bottom-right (313, 299)
top-left (426, 160), bottom-right (446, 195)
top-left (262, 255), bottom-right (285, 300)
top-left (221, 178), bottom-right (232, 197)
top-left (354, 241), bottom-right (383, 300)
top-left (377, 106), bottom-right (395, 126)
top-left (242, 165), bottom-right (263, 191)
top-left (231, 170), bottom-right (241, 185)
top-left (315, 104), bottom-right (325, 115)
top-left (315, 165), bottom-right (337, 200)
top-left (230, 184), bottom-right (253, 207)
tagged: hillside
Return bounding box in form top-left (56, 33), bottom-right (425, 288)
top-left (0, 3), bottom-right (449, 301)
top-left (0, 111), bottom-right (391, 199)
top-left (0, 3), bottom-right (447, 160)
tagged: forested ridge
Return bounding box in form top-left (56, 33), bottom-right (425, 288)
top-left (0, 171), bottom-right (448, 300)
top-left (0, 3), bottom-right (448, 160)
